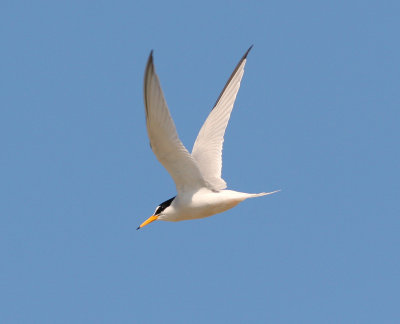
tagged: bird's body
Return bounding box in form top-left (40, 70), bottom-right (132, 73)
top-left (157, 190), bottom-right (269, 222)
top-left (137, 46), bottom-right (278, 229)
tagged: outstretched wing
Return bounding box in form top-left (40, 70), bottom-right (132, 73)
top-left (144, 51), bottom-right (207, 193)
top-left (191, 46), bottom-right (252, 190)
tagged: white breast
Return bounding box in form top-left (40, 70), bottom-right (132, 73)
top-left (159, 189), bottom-right (251, 222)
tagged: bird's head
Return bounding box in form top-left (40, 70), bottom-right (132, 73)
top-left (137, 196), bottom-right (176, 230)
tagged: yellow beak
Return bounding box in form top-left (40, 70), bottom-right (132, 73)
top-left (137, 215), bottom-right (158, 230)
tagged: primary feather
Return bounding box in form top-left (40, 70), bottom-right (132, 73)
top-left (144, 52), bottom-right (207, 193)
top-left (192, 46), bottom-right (253, 190)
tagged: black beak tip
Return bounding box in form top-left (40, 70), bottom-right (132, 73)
top-left (136, 226), bottom-right (140, 230)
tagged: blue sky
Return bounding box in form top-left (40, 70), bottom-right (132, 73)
top-left (1, 0), bottom-right (399, 323)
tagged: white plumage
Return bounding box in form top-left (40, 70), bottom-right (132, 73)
top-left (137, 46), bottom-right (279, 229)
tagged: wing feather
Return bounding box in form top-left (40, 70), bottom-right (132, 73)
top-left (144, 51), bottom-right (207, 193)
top-left (191, 46), bottom-right (252, 190)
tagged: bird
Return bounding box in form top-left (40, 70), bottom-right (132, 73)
top-left (137, 46), bottom-right (279, 230)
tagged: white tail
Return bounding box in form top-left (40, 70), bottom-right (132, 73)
top-left (249, 190), bottom-right (281, 198)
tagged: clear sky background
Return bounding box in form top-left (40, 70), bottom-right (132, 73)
top-left (1, 1), bottom-right (399, 323)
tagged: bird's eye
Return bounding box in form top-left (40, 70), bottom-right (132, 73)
top-left (154, 206), bottom-right (161, 215)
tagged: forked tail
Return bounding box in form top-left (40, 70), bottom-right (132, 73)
top-left (249, 190), bottom-right (281, 198)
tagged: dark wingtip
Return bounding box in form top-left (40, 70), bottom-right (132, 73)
top-left (210, 45), bottom-right (254, 111)
top-left (147, 50), bottom-right (154, 64)
top-left (244, 45), bottom-right (254, 59)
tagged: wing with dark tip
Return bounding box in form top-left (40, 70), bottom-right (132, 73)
top-left (191, 46), bottom-right (252, 190)
top-left (144, 51), bottom-right (207, 193)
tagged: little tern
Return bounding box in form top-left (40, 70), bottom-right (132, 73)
top-left (137, 46), bottom-right (278, 230)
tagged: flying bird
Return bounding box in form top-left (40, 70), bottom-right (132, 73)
top-left (137, 46), bottom-right (278, 230)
